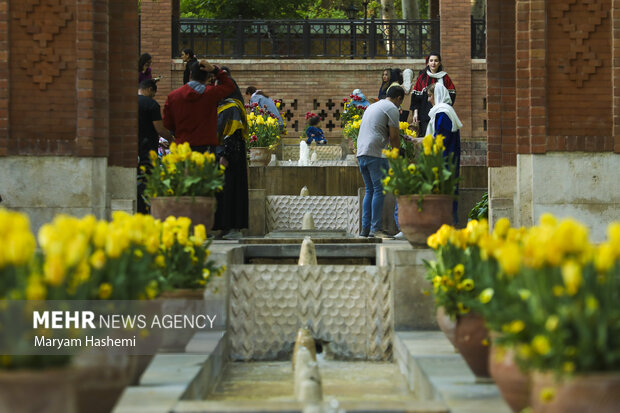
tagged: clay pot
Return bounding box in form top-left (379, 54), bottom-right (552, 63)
top-left (150, 196), bottom-right (216, 232)
top-left (158, 288), bottom-right (205, 352)
top-left (453, 312), bottom-right (490, 378)
top-left (249, 147), bottom-right (272, 166)
top-left (435, 306), bottom-right (457, 347)
top-left (490, 344), bottom-right (531, 412)
top-left (531, 371), bottom-right (620, 413)
top-left (397, 194), bottom-right (453, 246)
top-left (74, 353), bottom-right (138, 413)
top-left (0, 368), bottom-right (76, 413)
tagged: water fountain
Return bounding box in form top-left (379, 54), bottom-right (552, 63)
top-left (113, 235), bottom-right (454, 413)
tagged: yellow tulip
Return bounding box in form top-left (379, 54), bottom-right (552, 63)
top-left (532, 335), bottom-right (551, 355)
top-left (98, 283), bottom-right (113, 300)
top-left (561, 260), bottom-right (582, 295)
top-left (479, 288), bottom-right (494, 304)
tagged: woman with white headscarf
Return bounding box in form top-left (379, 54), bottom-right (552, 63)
top-left (427, 82), bottom-right (462, 224)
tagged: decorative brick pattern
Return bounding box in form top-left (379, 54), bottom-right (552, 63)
top-left (14, 1), bottom-right (72, 90)
top-left (228, 265), bottom-right (393, 361)
top-left (282, 144), bottom-right (343, 161)
top-left (547, 0), bottom-right (612, 141)
top-left (550, 0), bottom-right (608, 87)
top-left (487, 0), bottom-right (617, 161)
top-left (266, 195), bottom-right (359, 235)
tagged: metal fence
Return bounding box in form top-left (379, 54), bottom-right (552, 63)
top-left (172, 18), bottom-right (442, 59)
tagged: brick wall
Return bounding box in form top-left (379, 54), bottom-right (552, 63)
top-left (109, 0), bottom-right (139, 167)
top-left (9, 1), bottom-right (78, 155)
top-left (162, 59), bottom-right (487, 149)
top-left (486, 0), bottom-right (516, 167)
top-left (0, 0), bottom-right (8, 156)
top-left (440, 0), bottom-right (472, 139)
top-left (487, 0), bottom-right (619, 165)
top-left (0, 0), bottom-right (138, 163)
top-left (140, 0), bottom-right (173, 100)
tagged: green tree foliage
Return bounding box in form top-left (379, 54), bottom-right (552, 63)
top-left (180, 0), bottom-right (430, 19)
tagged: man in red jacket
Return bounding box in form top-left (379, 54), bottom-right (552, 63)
top-left (163, 60), bottom-right (235, 153)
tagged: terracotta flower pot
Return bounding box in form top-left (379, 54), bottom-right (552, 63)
top-left (435, 306), bottom-right (457, 347)
top-left (490, 344), bottom-right (531, 412)
top-left (0, 368), bottom-right (76, 413)
top-left (531, 371), bottom-right (620, 413)
top-left (158, 288), bottom-right (206, 352)
top-left (397, 194), bottom-right (453, 246)
top-left (249, 147), bottom-right (272, 166)
top-left (453, 312), bottom-right (490, 379)
top-left (74, 353), bottom-right (138, 413)
top-left (150, 196), bottom-right (216, 232)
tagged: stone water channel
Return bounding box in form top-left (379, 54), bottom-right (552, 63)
top-left (114, 237), bottom-right (454, 412)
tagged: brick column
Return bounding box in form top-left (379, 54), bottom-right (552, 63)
top-left (528, 0), bottom-right (547, 154)
top-left (515, 0), bottom-right (531, 155)
top-left (439, 0), bottom-right (472, 139)
top-left (0, 0), bottom-right (8, 156)
top-left (140, 0), bottom-right (174, 104)
top-left (486, 0), bottom-right (516, 167)
top-left (109, 0), bottom-right (138, 167)
top-left (76, 0), bottom-right (110, 158)
top-left (613, 0), bottom-right (620, 153)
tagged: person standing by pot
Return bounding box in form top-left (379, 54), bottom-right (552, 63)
top-left (427, 82), bottom-right (462, 225)
top-left (244, 86), bottom-right (284, 128)
top-left (409, 52), bottom-right (456, 137)
top-left (181, 49), bottom-right (198, 85)
top-left (357, 86), bottom-right (405, 239)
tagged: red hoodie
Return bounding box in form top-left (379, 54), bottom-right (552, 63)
top-left (163, 70), bottom-right (234, 147)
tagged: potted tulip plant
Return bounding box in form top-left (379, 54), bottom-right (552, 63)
top-left (382, 134), bottom-right (459, 245)
top-left (143, 141), bottom-right (225, 231)
top-left (497, 216), bottom-right (620, 413)
top-left (246, 103), bottom-right (282, 166)
top-left (0, 209), bottom-right (166, 413)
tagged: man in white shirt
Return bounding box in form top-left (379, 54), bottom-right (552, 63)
top-left (356, 86), bottom-right (404, 238)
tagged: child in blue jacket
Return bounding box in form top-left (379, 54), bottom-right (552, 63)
top-left (305, 115), bottom-right (327, 145)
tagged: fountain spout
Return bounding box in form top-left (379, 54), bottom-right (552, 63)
top-left (298, 237), bottom-right (318, 265)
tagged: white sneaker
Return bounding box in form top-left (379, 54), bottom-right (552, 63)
top-left (394, 231), bottom-right (406, 240)
top-left (222, 230), bottom-right (243, 240)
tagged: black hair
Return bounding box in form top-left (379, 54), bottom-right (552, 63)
top-left (182, 48), bottom-right (195, 58)
top-left (380, 68), bottom-right (393, 94)
top-left (386, 85), bottom-right (405, 99)
top-left (220, 66), bottom-right (230, 74)
top-left (390, 68), bottom-right (403, 85)
top-left (138, 53), bottom-right (152, 72)
top-left (426, 52), bottom-right (444, 72)
top-left (245, 86), bottom-right (268, 98)
top-left (309, 116), bottom-right (320, 126)
top-left (189, 61), bottom-right (207, 83)
top-left (139, 79), bottom-right (157, 92)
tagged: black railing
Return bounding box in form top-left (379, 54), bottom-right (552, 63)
top-left (471, 16), bottom-right (485, 59)
top-left (172, 18), bottom-right (441, 59)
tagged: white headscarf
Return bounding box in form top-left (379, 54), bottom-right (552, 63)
top-left (427, 70), bottom-right (447, 80)
top-left (426, 83), bottom-right (463, 137)
top-left (402, 69), bottom-right (414, 93)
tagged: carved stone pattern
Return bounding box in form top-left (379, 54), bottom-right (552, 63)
top-left (366, 268), bottom-right (393, 360)
top-left (13, 0), bottom-right (73, 90)
top-left (282, 145), bottom-right (343, 161)
top-left (266, 196), bottom-right (359, 234)
top-left (549, 0), bottom-right (608, 87)
top-left (228, 265), bottom-right (393, 361)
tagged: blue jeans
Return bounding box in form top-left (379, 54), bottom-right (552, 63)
top-left (358, 156), bottom-right (388, 233)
